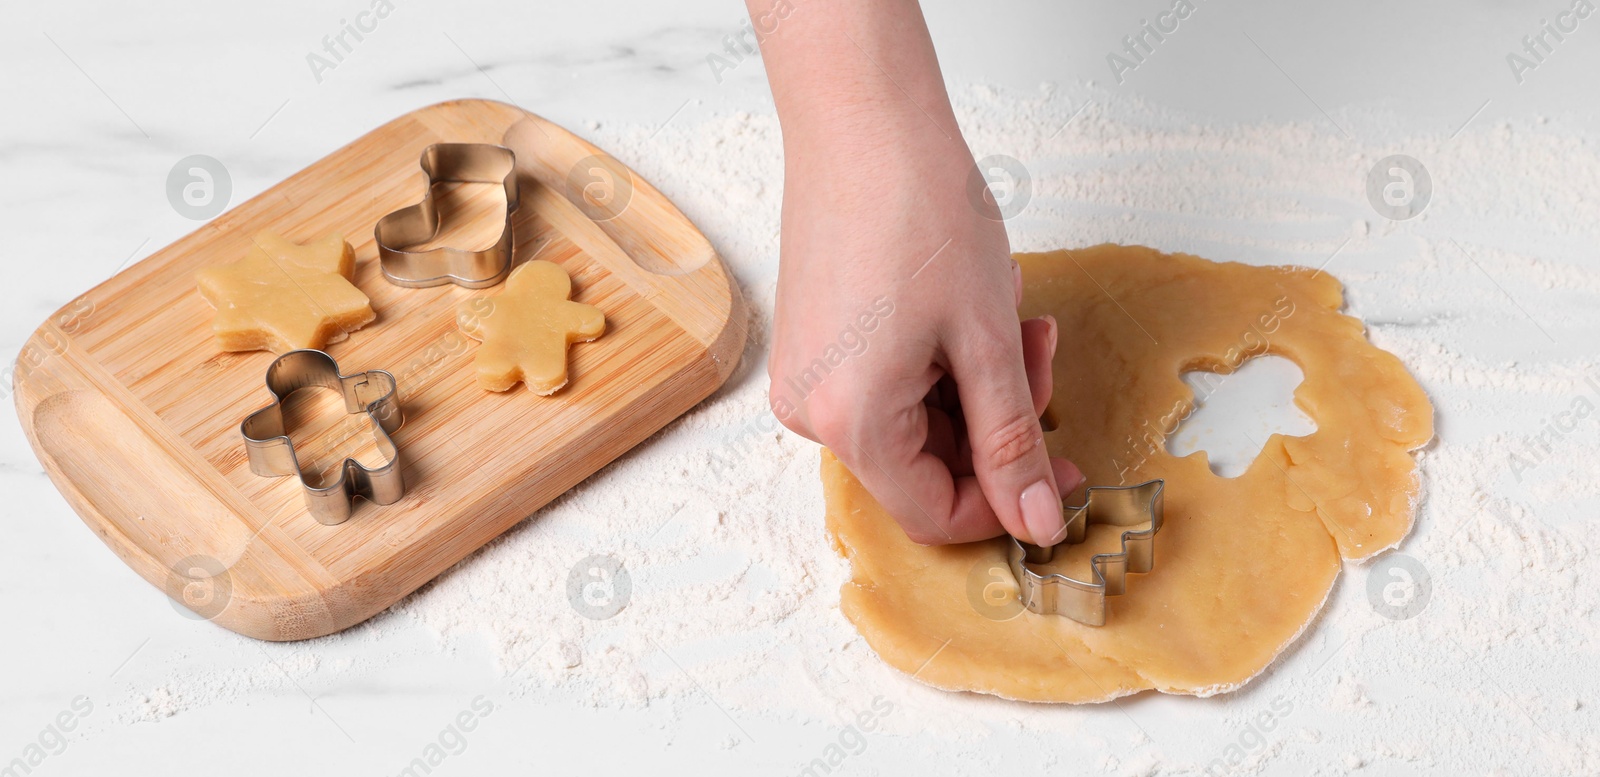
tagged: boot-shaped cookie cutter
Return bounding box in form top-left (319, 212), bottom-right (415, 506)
top-left (376, 143), bottom-right (520, 289)
top-left (1008, 479), bottom-right (1164, 626)
top-left (240, 349), bottom-right (405, 525)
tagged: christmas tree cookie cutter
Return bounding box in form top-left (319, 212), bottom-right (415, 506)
top-left (240, 349), bottom-right (405, 525)
top-left (1007, 479), bottom-right (1164, 626)
top-left (376, 143), bottom-right (521, 289)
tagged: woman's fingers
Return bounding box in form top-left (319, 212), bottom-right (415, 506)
top-left (1019, 315), bottom-right (1056, 417)
top-left (824, 398), bottom-right (1008, 545)
top-left (944, 313), bottom-right (1068, 545)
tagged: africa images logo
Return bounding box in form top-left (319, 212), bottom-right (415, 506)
top-left (1506, 0), bottom-right (1593, 84)
top-left (1105, 0), bottom-right (1205, 84)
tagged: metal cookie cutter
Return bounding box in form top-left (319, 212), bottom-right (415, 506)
top-left (240, 349), bottom-right (405, 525)
top-left (1007, 479), bottom-right (1165, 626)
top-left (376, 143), bottom-right (521, 289)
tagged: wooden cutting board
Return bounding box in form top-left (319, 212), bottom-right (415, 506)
top-left (12, 99), bottom-right (746, 640)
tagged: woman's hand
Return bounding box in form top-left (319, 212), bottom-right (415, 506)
top-left (753, 0), bottom-right (1083, 544)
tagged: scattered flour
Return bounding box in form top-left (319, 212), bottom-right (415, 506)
top-left (112, 83), bottom-right (1600, 774)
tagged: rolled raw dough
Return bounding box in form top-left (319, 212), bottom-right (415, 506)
top-left (458, 260), bottom-right (605, 394)
top-left (822, 244), bottom-right (1433, 703)
top-left (194, 231), bottom-right (374, 354)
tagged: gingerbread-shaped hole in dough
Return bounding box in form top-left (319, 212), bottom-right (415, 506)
top-left (1167, 355), bottom-right (1318, 478)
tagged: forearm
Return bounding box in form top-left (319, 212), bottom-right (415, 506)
top-left (745, 0), bottom-right (963, 157)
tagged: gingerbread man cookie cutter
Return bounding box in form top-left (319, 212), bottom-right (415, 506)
top-left (1007, 479), bottom-right (1164, 626)
top-left (240, 349), bottom-right (405, 525)
top-left (376, 143), bottom-right (521, 289)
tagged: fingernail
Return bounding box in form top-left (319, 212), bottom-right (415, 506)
top-left (1020, 479), bottom-right (1065, 547)
top-left (1065, 466), bottom-right (1086, 492)
top-left (1012, 261), bottom-right (1023, 305)
top-left (1044, 314), bottom-right (1058, 353)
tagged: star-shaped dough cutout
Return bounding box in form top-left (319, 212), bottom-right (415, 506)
top-left (195, 231), bottom-right (375, 354)
top-left (458, 260), bottom-right (605, 394)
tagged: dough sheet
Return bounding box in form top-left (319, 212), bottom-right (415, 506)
top-left (822, 244), bottom-right (1433, 702)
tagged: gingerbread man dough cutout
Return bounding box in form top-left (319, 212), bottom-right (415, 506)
top-left (195, 231), bottom-right (375, 353)
top-left (458, 260), bottom-right (605, 394)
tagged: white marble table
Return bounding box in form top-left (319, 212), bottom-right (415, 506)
top-left (2, 0), bottom-right (1597, 773)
